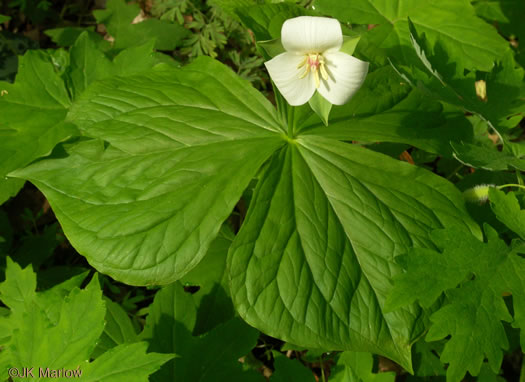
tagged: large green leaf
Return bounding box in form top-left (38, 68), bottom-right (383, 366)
top-left (229, 136), bottom-right (480, 370)
top-left (315, 0), bottom-right (509, 71)
top-left (12, 57), bottom-right (285, 285)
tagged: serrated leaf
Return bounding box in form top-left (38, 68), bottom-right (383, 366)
top-left (385, 228), bottom-right (509, 311)
top-left (388, 225), bottom-right (525, 381)
top-left (316, 0), bottom-right (509, 71)
top-left (330, 351), bottom-right (395, 382)
top-left (44, 27), bottom-right (102, 48)
top-left (92, 299), bottom-right (139, 358)
top-left (93, 0), bottom-right (188, 51)
top-left (451, 141), bottom-right (525, 171)
top-left (80, 342), bottom-right (173, 382)
top-left (473, 0), bottom-right (525, 55)
top-left (229, 136), bottom-right (479, 371)
top-left (270, 352), bottom-right (316, 382)
top-left (68, 33), bottom-right (157, 99)
top-left (235, 3), bottom-right (311, 41)
top-left (36, 271), bottom-right (90, 324)
top-left (489, 188), bottom-right (525, 239)
top-left (12, 57), bottom-right (285, 285)
top-left (0, 50), bottom-right (77, 204)
top-left (402, 20), bottom-right (524, 135)
top-left (9, 275), bottom-right (106, 375)
top-left (68, 32), bottom-right (113, 98)
top-left (0, 258), bottom-right (36, 314)
top-left (426, 282), bottom-right (510, 381)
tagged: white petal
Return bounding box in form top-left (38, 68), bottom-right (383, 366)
top-left (281, 16), bottom-right (343, 54)
top-left (265, 52), bottom-right (316, 106)
top-left (317, 52), bottom-right (369, 105)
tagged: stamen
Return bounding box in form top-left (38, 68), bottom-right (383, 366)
top-left (299, 64), bottom-right (310, 79)
top-left (314, 70), bottom-right (320, 88)
top-left (320, 63), bottom-right (328, 81)
top-left (297, 53), bottom-right (326, 88)
top-left (297, 56), bottom-right (308, 69)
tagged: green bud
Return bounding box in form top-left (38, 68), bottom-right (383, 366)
top-left (463, 184), bottom-right (494, 203)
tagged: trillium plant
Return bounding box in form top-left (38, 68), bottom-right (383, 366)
top-left (265, 16), bottom-right (369, 106)
top-left (1, 0), bottom-right (524, 381)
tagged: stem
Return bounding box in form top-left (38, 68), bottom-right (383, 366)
top-left (446, 164), bottom-right (464, 180)
top-left (497, 184), bottom-right (525, 192)
top-left (287, 106), bottom-right (295, 138)
top-left (320, 357), bottom-right (326, 382)
top-left (520, 357), bottom-right (525, 382)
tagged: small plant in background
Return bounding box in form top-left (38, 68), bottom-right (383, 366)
top-left (150, 0), bottom-right (268, 89)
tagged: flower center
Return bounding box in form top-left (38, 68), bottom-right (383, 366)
top-left (297, 53), bottom-right (329, 88)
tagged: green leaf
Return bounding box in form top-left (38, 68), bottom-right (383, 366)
top-left (316, 0), bottom-right (509, 71)
top-left (67, 32), bottom-right (157, 99)
top-left (80, 342), bottom-right (174, 382)
top-left (44, 27), bottom-right (103, 48)
top-left (141, 283), bottom-right (196, 366)
top-left (300, 67), bottom-right (472, 157)
top-left (411, 341), bottom-right (445, 377)
top-left (330, 351), bottom-right (396, 382)
top-left (0, 179), bottom-right (24, 205)
top-left (229, 136), bottom-right (479, 371)
top-left (0, 50), bottom-right (77, 204)
top-left (270, 352), bottom-right (316, 382)
top-left (0, 15), bottom-right (10, 23)
top-left (68, 32), bottom-right (113, 99)
top-left (426, 282), bottom-right (510, 382)
top-left (235, 3), bottom-right (311, 41)
top-left (473, 0), bottom-right (525, 49)
top-left (36, 271), bottom-right (90, 324)
top-left (387, 225), bottom-right (525, 381)
top-left (9, 275), bottom-right (106, 372)
top-left (142, 283), bottom-right (263, 382)
top-left (451, 141), bottom-right (525, 171)
top-left (385, 228), bottom-right (509, 311)
top-left (92, 299), bottom-right (139, 358)
top-left (308, 92), bottom-right (332, 126)
top-left (93, 0), bottom-right (188, 51)
top-left (12, 57), bottom-right (284, 285)
top-left (0, 258), bottom-right (36, 315)
top-left (489, 188), bottom-right (525, 240)
top-left (402, 20), bottom-right (524, 134)
top-left (180, 225), bottom-right (235, 334)
top-left (257, 38), bottom-right (285, 60)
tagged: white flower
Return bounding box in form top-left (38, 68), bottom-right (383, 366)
top-left (265, 16), bottom-right (369, 106)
